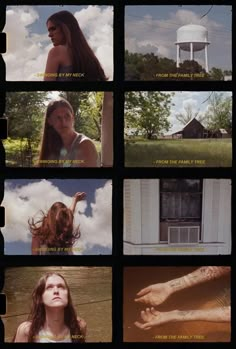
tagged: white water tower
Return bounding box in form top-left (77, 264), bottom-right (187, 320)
top-left (175, 24), bottom-right (210, 73)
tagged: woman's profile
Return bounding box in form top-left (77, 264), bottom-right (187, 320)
top-left (38, 97), bottom-right (98, 167)
top-left (13, 272), bottom-right (86, 342)
top-left (44, 10), bottom-right (108, 81)
top-left (29, 192), bottom-right (86, 255)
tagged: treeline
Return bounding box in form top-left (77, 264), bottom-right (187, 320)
top-left (125, 92), bottom-right (232, 140)
top-left (125, 50), bottom-right (232, 81)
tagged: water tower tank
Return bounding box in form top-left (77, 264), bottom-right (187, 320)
top-left (176, 24), bottom-right (209, 51)
top-left (175, 24), bottom-right (210, 72)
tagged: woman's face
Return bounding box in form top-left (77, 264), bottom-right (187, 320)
top-left (47, 20), bottom-right (65, 46)
top-left (42, 274), bottom-right (68, 308)
top-left (48, 106), bottom-right (74, 137)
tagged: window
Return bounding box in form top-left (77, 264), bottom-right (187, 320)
top-left (160, 179), bottom-right (202, 242)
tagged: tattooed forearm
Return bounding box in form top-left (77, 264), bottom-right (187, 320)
top-left (169, 279), bottom-right (185, 290)
top-left (167, 266), bottom-right (230, 293)
top-left (199, 266), bottom-right (230, 279)
top-left (173, 307), bottom-right (231, 323)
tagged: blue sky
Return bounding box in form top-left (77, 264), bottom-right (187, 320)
top-left (125, 5), bottom-right (232, 70)
top-left (2, 179), bottom-right (112, 255)
top-left (4, 5), bottom-right (113, 80)
top-left (28, 5), bottom-right (111, 34)
top-left (167, 91), bottom-right (232, 133)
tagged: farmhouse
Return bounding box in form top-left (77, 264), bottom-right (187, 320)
top-left (124, 179), bottom-right (231, 255)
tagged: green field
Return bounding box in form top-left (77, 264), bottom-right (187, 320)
top-left (125, 138), bottom-right (232, 167)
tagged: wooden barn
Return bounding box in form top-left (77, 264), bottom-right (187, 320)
top-left (172, 118), bottom-right (208, 139)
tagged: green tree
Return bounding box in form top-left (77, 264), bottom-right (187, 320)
top-left (125, 91), bottom-right (173, 139)
top-left (209, 67), bottom-right (224, 81)
top-left (178, 60), bottom-right (206, 75)
top-left (125, 50), bottom-right (177, 80)
top-left (59, 91), bottom-right (103, 141)
top-left (204, 92), bottom-right (232, 134)
top-left (5, 91), bottom-right (48, 166)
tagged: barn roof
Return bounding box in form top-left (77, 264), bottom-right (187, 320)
top-left (219, 128), bottom-right (228, 134)
top-left (172, 117), bottom-right (205, 135)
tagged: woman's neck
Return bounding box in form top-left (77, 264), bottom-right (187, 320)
top-left (43, 307), bottom-right (68, 337)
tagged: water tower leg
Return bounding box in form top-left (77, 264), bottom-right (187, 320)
top-left (176, 44), bottom-right (180, 67)
top-left (190, 42), bottom-right (193, 60)
top-left (205, 45), bottom-right (209, 73)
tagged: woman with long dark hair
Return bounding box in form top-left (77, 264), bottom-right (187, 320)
top-left (14, 272), bottom-right (86, 342)
top-left (30, 192), bottom-right (86, 255)
top-left (38, 97), bottom-right (98, 167)
top-left (44, 10), bottom-right (108, 81)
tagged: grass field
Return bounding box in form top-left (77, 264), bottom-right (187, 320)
top-left (3, 138), bottom-right (101, 167)
top-left (125, 138), bottom-right (232, 167)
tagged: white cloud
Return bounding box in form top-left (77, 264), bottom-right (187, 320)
top-left (2, 180), bottom-right (112, 254)
top-left (4, 6), bottom-right (48, 81)
top-left (74, 180), bottom-right (112, 252)
top-left (74, 6), bottom-right (113, 80)
top-left (182, 98), bottom-right (198, 110)
top-left (4, 6), bottom-right (113, 81)
top-left (125, 7), bottom-right (231, 70)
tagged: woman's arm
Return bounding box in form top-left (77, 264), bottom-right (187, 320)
top-left (135, 306), bottom-right (231, 330)
top-left (31, 235), bottom-right (40, 255)
top-left (135, 267), bottom-right (230, 306)
top-left (166, 266), bottom-right (230, 293)
top-left (69, 192), bottom-right (86, 214)
top-left (101, 92), bottom-right (113, 167)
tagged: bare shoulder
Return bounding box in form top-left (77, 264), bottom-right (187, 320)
top-left (80, 137), bottom-right (97, 151)
top-left (76, 137), bottom-right (98, 167)
top-left (14, 321), bottom-right (31, 342)
top-left (48, 45), bottom-right (68, 59)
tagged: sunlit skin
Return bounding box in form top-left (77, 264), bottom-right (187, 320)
top-left (47, 106), bottom-right (77, 150)
top-left (40, 275), bottom-right (70, 339)
top-left (135, 307), bottom-right (231, 330)
top-left (42, 275), bottom-right (68, 309)
top-left (134, 267), bottom-right (230, 330)
top-left (47, 20), bottom-right (65, 46)
top-left (14, 273), bottom-right (87, 342)
top-left (46, 105), bottom-right (98, 167)
top-left (44, 21), bottom-right (72, 81)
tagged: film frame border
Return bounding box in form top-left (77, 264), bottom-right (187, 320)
top-left (0, 0), bottom-right (234, 348)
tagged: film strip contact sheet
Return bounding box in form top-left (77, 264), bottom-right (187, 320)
top-left (0, 0), bottom-right (234, 347)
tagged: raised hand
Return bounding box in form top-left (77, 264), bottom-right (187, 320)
top-left (74, 192), bottom-right (86, 202)
top-left (134, 282), bottom-right (173, 306)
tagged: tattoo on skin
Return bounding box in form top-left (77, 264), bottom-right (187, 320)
top-left (183, 267), bottom-right (230, 288)
top-left (199, 266), bottom-right (230, 280)
top-left (169, 279), bottom-right (184, 289)
top-left (180, 311), bottom-right (195, 319)
top-left (168, 267), bottom-right (230, 292)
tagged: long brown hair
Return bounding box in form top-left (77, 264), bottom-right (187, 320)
top-left (38, 98), bottom-right (74, 166)
top-left (29, 202), bottom-right (80, 248)
top-left (27, 272), bottom-right (85, 342)
top-left (47, 10), bottom-right (108, 81)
